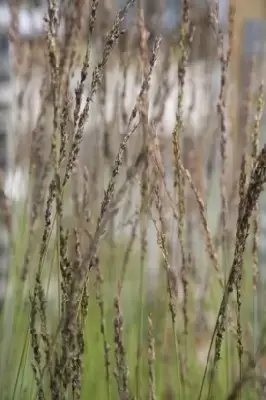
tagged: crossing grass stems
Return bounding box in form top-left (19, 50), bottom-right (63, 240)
top-left (1, 0), bottom-right (266, 399)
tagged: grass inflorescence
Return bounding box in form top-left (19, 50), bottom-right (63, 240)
top-left (1, 1), bottom-right (266, 399)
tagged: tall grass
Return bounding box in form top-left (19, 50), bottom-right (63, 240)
top-left (1, 0), bottom-right (266, 399)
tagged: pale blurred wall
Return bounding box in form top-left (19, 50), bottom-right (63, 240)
top-left (231, 0), bottom-right (266, 171)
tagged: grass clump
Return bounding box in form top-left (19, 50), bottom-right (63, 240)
top-left (1, 1), bottom-right (266, 399)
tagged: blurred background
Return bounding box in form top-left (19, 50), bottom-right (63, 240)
top-left (1, 0), bottom-right (266, 274)
top-left (1, 0), bottom-right (266, 280)
top-left (1, 1), bottom-right (266, 398)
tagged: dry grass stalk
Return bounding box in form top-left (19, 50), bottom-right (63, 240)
top-left (95, 262), bottom-right (111, 400)
top-left (251, 83), bottom-right (264, 289)
top-left (148, 315), bottom-right (156, 400)
top-left (114, 294), bottom-right (130, 400)
top-left (172, 0), bottom-right (193, 356)
top-left (117, 215), bottom-right (139, 297)
top-left (250, 83), bottom-right (264, 384)
top-left (216, 2), bottom-right (235, 389)
top-left (135, 2), bottom-right (150, 397)
top-left (200, 144), bottom-right (266, 399)
top-left (180, 164), bottom-right (223, 283)
top-left (21, 79), bottom-right (53, 280)
top-left (235, 82), bottom-right (264, 389)
top-left (148, 130), bottom-right (184, 383)
top-left (151, 187), bottom-right (182, 392)
top-left (217, 0), bottom-right (235, 275)
top-left (151, 48), bottom-right (171, 128)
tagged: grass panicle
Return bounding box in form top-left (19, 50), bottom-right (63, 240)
top-left (2, 2), bottom-right (266, 400)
